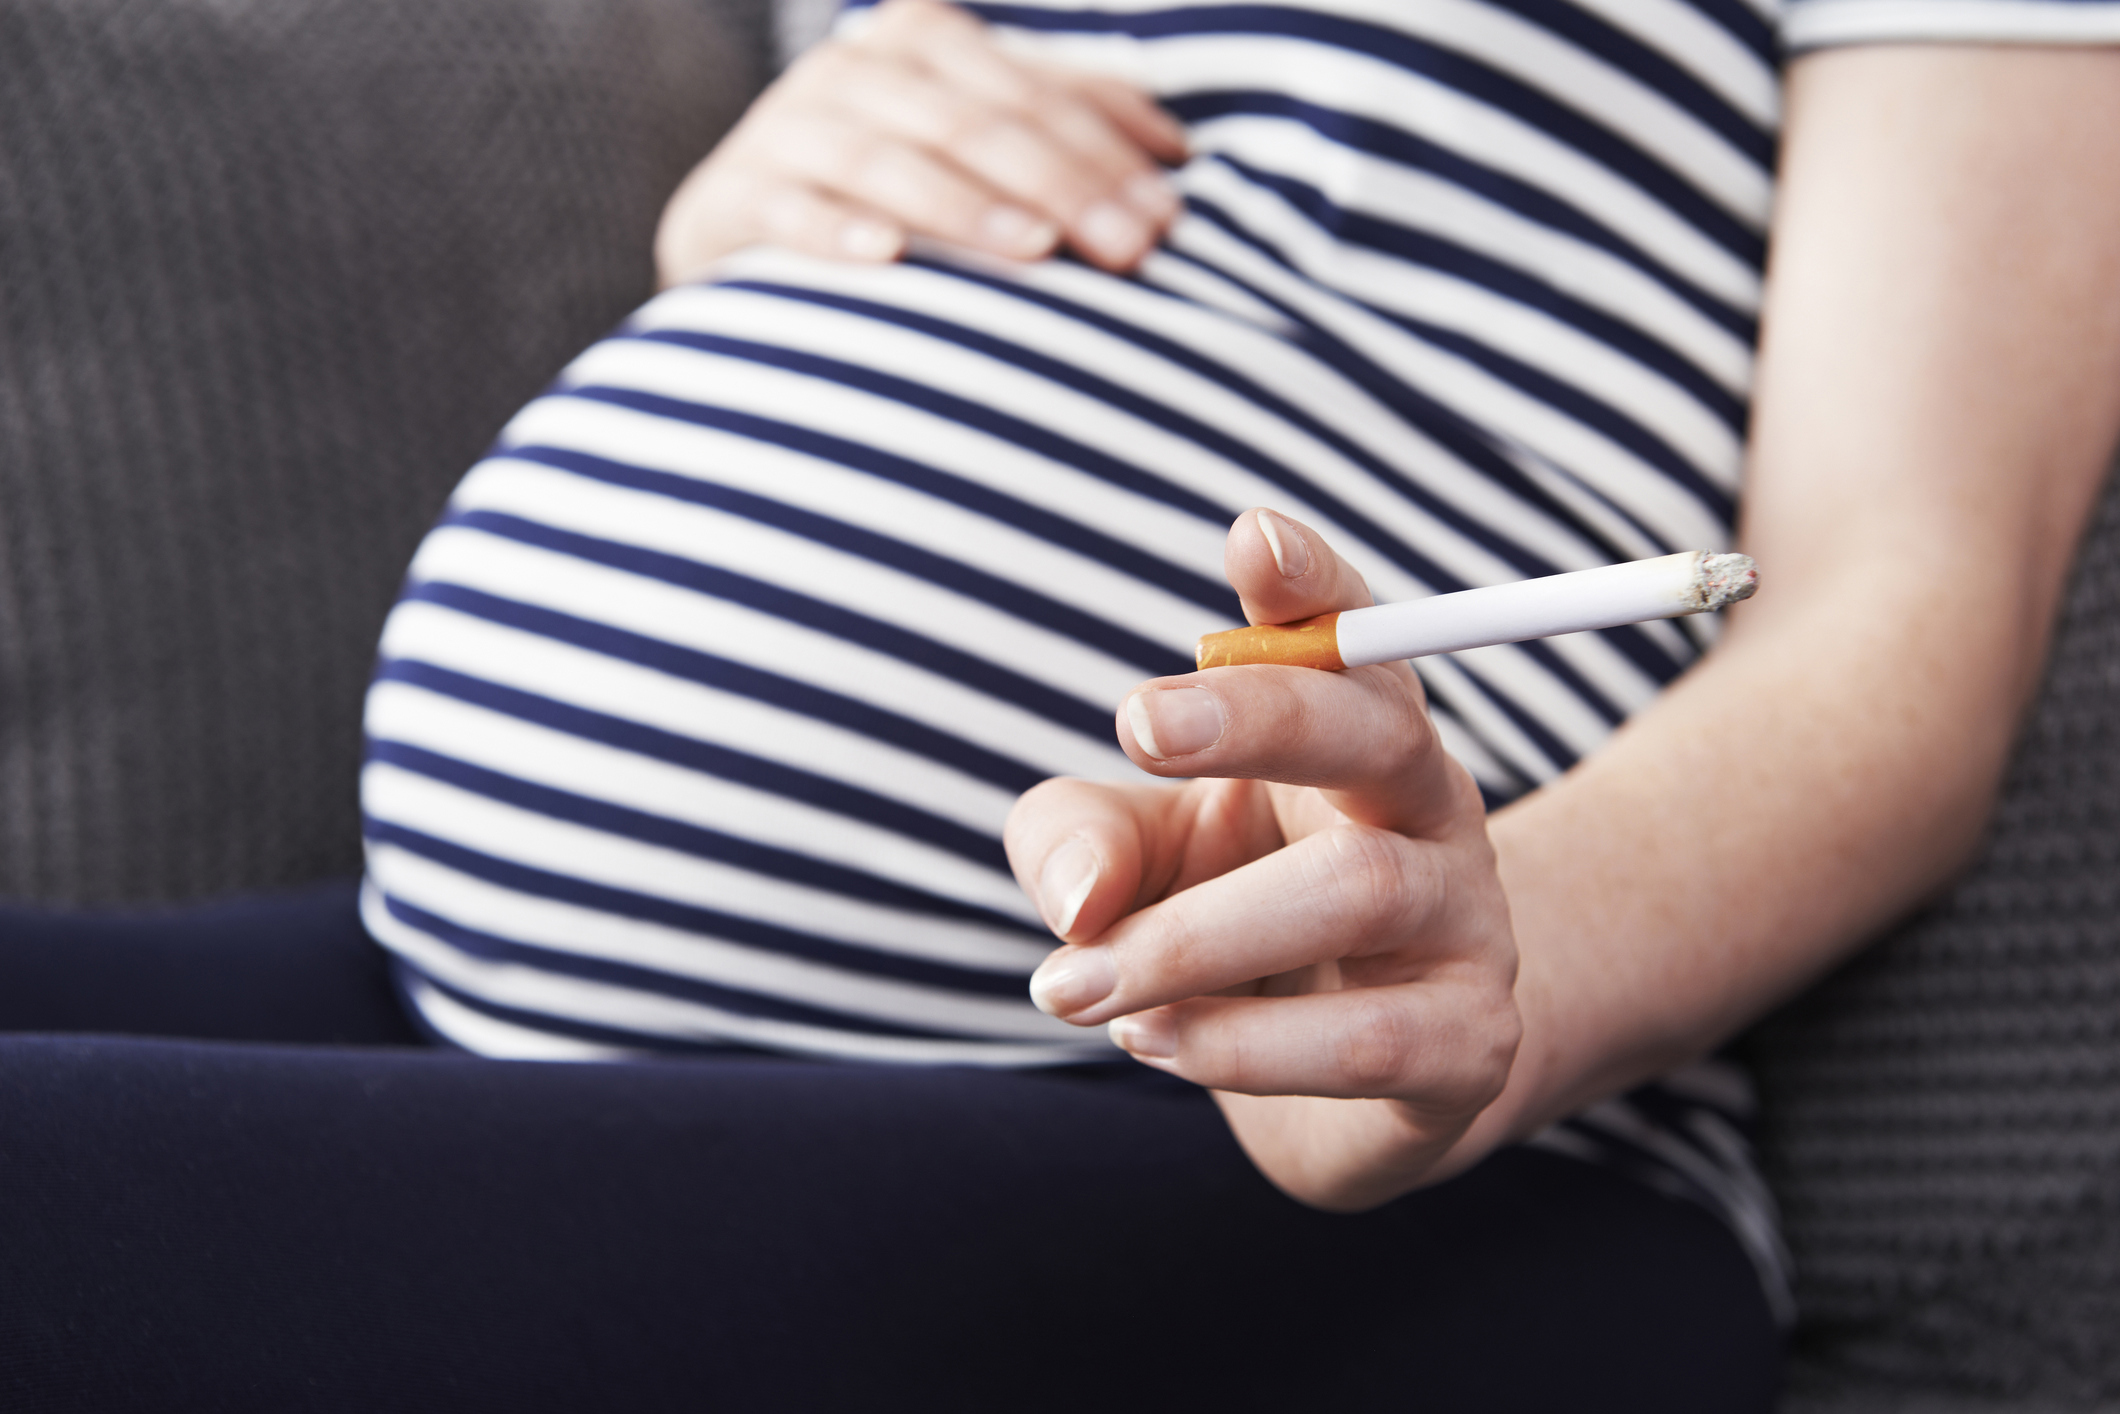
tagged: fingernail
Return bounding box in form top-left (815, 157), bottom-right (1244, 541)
top-left (1077, 201), bottom-right (1148, 262)
top-left (1125, 687), bottom-right (1226, 761)
top-left (1256, 508), bottom-right (1310, 578)
top-left (839, 219), bottom-right (900, 260)
top-left (1123, 172), bottom-right (1179, 221)
top-left (1109, 1010), bottom-right (1177, 1060)
top-left (1038, 836), bottom-right (1099, 937)
top-left (980, 204), bottom-right (1060, 255)
top-left (1029, 946), bottom-right (1117, 1018)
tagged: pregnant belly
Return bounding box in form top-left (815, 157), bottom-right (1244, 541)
top-left (358, 251), bottom-right (1260, 1063)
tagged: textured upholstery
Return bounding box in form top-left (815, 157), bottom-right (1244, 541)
top-left (1755, 463), bottom-right (2120, 1411)
top-left (0, 0), bottom-right (771, 903)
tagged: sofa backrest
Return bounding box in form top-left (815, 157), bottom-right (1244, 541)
top-left (0, 0), bottom-right (772, 903)
top-left (1752, 461), bottom-right (2120, 1409)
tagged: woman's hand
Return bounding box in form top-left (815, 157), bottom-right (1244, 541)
top-left (655, 0), bottom-right (1187, 286)
top-left (1005, 49), bottom-right (2120, 1220)
top-left (1004, 509), bottom-right (1522, 1211)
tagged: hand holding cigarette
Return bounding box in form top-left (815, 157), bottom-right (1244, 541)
top-left (1005, 507), bottom-right (1528, 1210)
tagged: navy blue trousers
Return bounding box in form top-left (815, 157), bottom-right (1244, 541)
top-left (0, 881), bottom-right (1779, 1412)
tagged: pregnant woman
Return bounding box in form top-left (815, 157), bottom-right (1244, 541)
top-left (10, 0), bottom-right (2118, 1406)
top-left (352, 0), bottom-right (2120, 1400)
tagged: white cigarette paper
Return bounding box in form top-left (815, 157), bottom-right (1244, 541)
top-left (1195, 551), bottom-right (1758, 671)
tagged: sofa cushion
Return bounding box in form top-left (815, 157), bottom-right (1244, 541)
top-left (1753, 462), bottom-right (2120, 1409)
top-left (0, 0), bottom-right (771, 903)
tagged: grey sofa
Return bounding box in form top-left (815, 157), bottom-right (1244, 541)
top-left (1753, 468), bottom-right (2120, 1412)
top-left (3, 0), bottom-right (2116, 1404)
top-left (0, 0), bottom-right (769, 902)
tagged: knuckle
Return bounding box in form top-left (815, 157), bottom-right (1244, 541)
top-left (1046, 166), bottom-right (1113, 216)
top-left (753, 183), bottom-right (821, 240)
top-left (1361, 673), bottom-right (1431, 767)
top-left (914, 0), bottom-right (974, 29)
top-left (872, 0), bottom-right (933, 30)
top-left (957, 116), bottom-right (1042, 170)
top-left (1277, 677), bottom-right (1327, 745)
top-left (1449, 995), bottom-right (1522, 1111)
top-left (764, 108), bottom-right (859, 180)
top-left (1236, 674), bottom-right (1323, 771)
top-left (1334, 992), bottom-right (1421, 1093)
top-left (839, 134), bottom-right (895, 188)
top-left (1133, 905), bottom-right (1208, 998)
top-left (1387, 704), bottom-right (1436, 775)
top-left (1043, 97), bottom-right (1122, 156)
top-left (798, 43), bottom-right (857, 84)
top-left (881, 2), bottom-right (986, 55)
top-left (1434, 978), bottom-right (1522, 1107)
top-left (1317, 825), bottom-right (1425, 933)
top-left (935, 94), bottom-right (1008, 149)
top-left (959, 123), bottom-right (1100, 209)
top-left (948, 38), bottom-right (1035, 99)
top-left (789, 43), bottom-right (881, 99)
top-left (1482, 996), bottom-right (1524, 1077)
top-left (850, 137), bottom-right (932, 193)
top-left (1156, 906), bottom-right (1210, 974)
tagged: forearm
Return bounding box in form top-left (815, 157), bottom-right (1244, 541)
top-left (1483, 559), bottom-right (2055, 1144)
top-left (1467, 44), bottom-right (2120, 1153)
top-left (1013, 44), bottom-right (2120, 1215)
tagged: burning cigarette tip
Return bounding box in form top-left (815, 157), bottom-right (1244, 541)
top-left (1694, 553), bottom-right (1759, 612)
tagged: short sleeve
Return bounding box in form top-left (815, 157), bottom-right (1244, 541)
top-left (1781, 0), bottom-right (2120, 52)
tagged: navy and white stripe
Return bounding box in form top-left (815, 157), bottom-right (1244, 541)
top-left (360, 0), bottom-right (2120, 1317)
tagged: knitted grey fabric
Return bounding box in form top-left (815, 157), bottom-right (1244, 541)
top-left (0, 0), bottom-right (770, 904)
top-left (1752, 462), bottom-right (2120, 1411)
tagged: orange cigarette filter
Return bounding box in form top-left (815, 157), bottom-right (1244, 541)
top-left (1195, 612), bottom-right (1345, 671)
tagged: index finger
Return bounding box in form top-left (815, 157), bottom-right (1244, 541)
top-left (1229, 507), bottom-right (1375, 625)
top-left (1117, 508), bottom-right (1472, 837)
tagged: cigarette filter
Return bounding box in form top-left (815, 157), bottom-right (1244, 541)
top-left (1196, 551), bottom-right (1758, 671)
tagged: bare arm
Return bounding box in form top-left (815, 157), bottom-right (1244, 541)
top-left (1007, 44), bottom-right (2120, 1209)
top-left (1468, 43), bottom-right (2120, 1153)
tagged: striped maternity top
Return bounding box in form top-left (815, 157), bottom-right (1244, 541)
top-left (359, 0), bottom-right (2120, 1317)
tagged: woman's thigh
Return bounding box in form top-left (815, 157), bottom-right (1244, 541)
top-left (0, 878), bottom-right (419, 1046)
top-left (0, 1034), bottom-right (1778, 1413)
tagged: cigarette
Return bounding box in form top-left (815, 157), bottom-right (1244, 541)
top-left (1195, 551), bottom-right (1759, 671)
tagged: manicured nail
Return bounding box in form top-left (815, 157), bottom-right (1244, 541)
top-left (1038, 837), bottom-right (1099, 937)
top-left (1077, 201), bottom-right (1148, 262)
top-left (980, 204), bottom-right (1060, 255)
top-left (1109, 1010), bottom-right (1177, 1060)
top-left (1125, 687), bottom-right (1225, 762)
top-left (839, 219), bottom-right (900, 260)
top-left (1256, 508), bottom-right (1310, 578)
top-left (1124, 172), bottom-right (1179, 221)
top-left (1029, 945), bottom-right (1117, 1018)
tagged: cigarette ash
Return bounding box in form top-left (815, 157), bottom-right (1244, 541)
top-left (1688, 553), bottom-right (1759, 612)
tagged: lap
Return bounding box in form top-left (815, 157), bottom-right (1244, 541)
top-left (0, 878), bottom-right (419, 1047)
top-left (0, 1025), bottom-right (1779, 1412)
